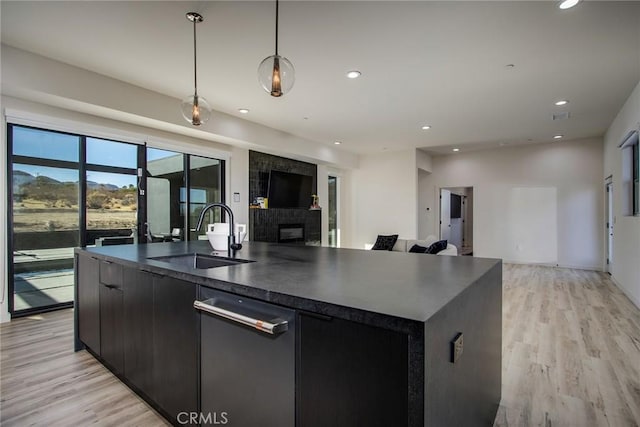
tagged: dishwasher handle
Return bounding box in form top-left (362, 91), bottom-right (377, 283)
top-left (194, 299), bottom-right (289, 335)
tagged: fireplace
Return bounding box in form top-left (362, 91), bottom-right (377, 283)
top-left (278, 224), bottom-right (305, 244)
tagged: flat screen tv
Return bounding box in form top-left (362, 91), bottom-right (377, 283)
top-left (267, 170), bottom-right (313, 208)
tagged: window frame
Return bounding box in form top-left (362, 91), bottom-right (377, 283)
top-left (620, 129), bottom-right (640, 217)
top-left (6, 123), bottom-right (226, 317)
top-left (633, 140), bottom-right (639, 216)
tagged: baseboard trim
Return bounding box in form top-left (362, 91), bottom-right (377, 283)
top-left (609, 275), bottom-right (640, 310)
top-left (502, 260), bottom-right (603, 272)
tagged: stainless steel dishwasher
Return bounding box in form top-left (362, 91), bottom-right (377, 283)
top-left (195, 288), bottom-right (296, 427)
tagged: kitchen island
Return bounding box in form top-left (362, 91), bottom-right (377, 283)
top-left (74, 240), bottom-right (502, 427)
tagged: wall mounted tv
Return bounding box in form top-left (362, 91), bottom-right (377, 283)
top-left (267, 170), bottom-right (313, 208)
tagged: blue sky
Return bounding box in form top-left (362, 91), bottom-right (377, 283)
top-left (13, 127), bottom-right (139, 188)
top-left (12, 127), bottom-right (185, 188)
top-left (86, 138), bottom-right (137, 168)
top-left (14, 164), bottom-right (78, 183)
top-left (14, 127), bottom-right (139, 167)
top-left (13, 126), bottom-right (79, 162)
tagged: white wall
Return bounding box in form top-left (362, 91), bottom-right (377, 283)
top-left (229, 147), bottom-right (249, 239)
top-left (417, 169), bottom-right (432, 240)
top-left (340, 169), bottom-right (355, 248)
top-left (1, 45), bottom-right (358, 170)
top-left (417, 150), bottom-right (433, 240)
top-left (349, 149), bottom-right (418, 249)
top-left (419, 138), bottom-right (604, 270)
top-left (416, 149), bottom-right (433, 173)
top-left (603, 80), bottom-right (640, 308)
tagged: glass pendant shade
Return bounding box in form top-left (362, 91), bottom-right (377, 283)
top-left (181, 94), bottom-right (211, 126)
top-left (258, 54), bottom-right (295, 97)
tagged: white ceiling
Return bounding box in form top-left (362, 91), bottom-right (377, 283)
top-left (1, 1), bottom-right (639, 155)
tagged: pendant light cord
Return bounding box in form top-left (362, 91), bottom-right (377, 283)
top-left (193, 17), bottom-right (198, 97)
top-left (275, 0), bottom-right (279, 56)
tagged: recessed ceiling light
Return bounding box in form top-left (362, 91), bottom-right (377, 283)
top-left (554, 135), bottom-right (563, 139)
top-left (452, 148), bottom-right (460, 152)
top-left (554, 100), bottom-right (569, 106)
top-left (559, 0), bottom-right (580, 9)
top-left (334, 141), bottom-right (342, 145)
top-left (238, 108), bottom-right (249, 114)
top-left (346, 70), bottom-right (362, 79)
top-left (421, 125), bottom-right (432, 130)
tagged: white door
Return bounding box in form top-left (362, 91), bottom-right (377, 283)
top-left (606, 182), bottom-right (613, 272)
top-left (450, 218), bottom-right (462, 248)
top-left (440, 189), bottom-right (451, 241)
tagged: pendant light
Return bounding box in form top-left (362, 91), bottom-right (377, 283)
top-left (181, 12), bottom-right (211, 126)
top-left (258, 0), bottom-right (295, 97)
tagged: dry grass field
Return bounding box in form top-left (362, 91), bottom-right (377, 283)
top-left (13, 199), bottom-right (137, 232)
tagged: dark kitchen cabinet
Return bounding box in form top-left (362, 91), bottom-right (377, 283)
top-left (153, 275), bottom-right (199, 421)
top-left (298, 313), bottom-right (409, 427)
top-left (123, 268), bottom-right (155, 400)
top-left (78, 254), bottom-right (198, 423)
top-left (76, 254), bottom-right (100, 354)
top-left (99, 261), bottom-right (124, 375)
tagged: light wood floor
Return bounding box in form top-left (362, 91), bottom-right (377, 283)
top-left (494, 264), bottom-right (640, 427)
top-left (0, 309), bottom-right (169, 426)
top-left (1, 264), bottom-right (638, 426)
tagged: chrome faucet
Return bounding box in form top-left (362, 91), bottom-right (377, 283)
top-left (193, 203), bottom-right (242, 256)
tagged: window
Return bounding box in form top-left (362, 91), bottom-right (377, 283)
top-left (85, 137), bottom-right (140, 246)
top-left (620, 130), bottom-right (639, 216)
top-left (145, 148), bottom-right (224, 241)
top-left (86, 137), bottom-right (137, 168)
top-left (633, 140), bottom-right (639, 216)
top-left (9, 126), bottom-right (80, 315)
top-left (7, 125), bottom-right (225, 317)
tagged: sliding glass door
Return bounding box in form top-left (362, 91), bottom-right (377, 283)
top-left (146, 148), bottom-right (185, 240)
top-left (9, 126), bottom-right (80, 313)
top-left (85, 138), bottom-right (139, 246)
top-left (187, 155), bottom-right (224, 240)
top-left (146, 148), bottom-right (224, 241)
top-left (7, 124), bottom-right (225, 317)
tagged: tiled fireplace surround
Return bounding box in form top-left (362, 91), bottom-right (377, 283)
top-left (248, 151), bottom-right (321, 245)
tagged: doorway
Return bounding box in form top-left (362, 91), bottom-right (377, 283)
top-left (440, 187), bottom-right (473, 256)
top-left (605, 179), bottom-right (613, 273)
top-left (328, 175), bottom-right (340, 247)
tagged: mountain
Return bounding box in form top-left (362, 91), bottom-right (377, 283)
top-left (13, 170), bottom-right (35, 187)
top-left (33, 175), bottom-right (61, 185)
top-left (14, 171), bottom-right (120, 191)
top-left (86, 181), bottom-right (119, 191)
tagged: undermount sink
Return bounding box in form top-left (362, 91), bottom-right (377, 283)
top-left (148, 253), bottom-right (255, 269)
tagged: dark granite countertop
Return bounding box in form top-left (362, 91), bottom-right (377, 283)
top-left (76, 241), bottom-right (501, 325)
